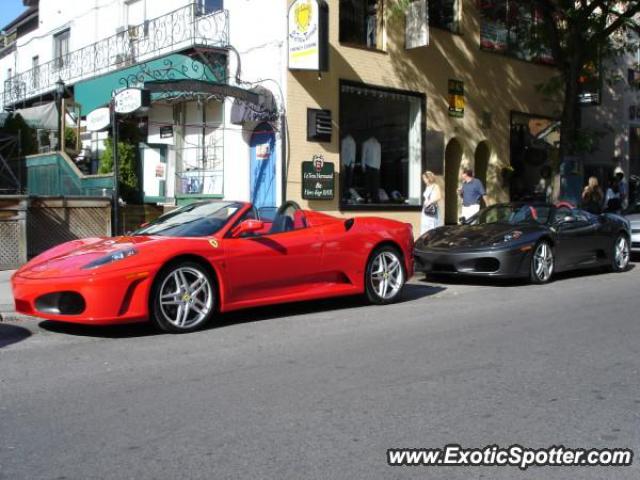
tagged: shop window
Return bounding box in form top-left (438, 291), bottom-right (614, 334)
top-left (340, 81), bottom-right (424, 209)
top-left (339, 0), bottom-right (382, 49)
top-left (478, 1), bottom-right (553, 64)
top-left (429, 0), bottom-right (459, 33)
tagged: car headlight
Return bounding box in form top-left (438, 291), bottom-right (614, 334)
top-left (494, 230), bottom-right (523, 245)
top-left (82, 247), bottom-right (138, 269)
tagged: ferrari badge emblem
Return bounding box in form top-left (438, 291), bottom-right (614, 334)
top-left (209, 239), bottom-right (219, 249)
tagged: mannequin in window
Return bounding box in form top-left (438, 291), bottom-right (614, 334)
top-left (365, 3), bottom-right (377, 48)
top-left (362, 136), bottom-right (381, 203)
top-left (341, 134), bottom-right (356, 201)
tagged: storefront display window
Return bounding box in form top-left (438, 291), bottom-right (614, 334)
top-left (339, 0), bottom-right (381, 49)
top-left (340, 81), bottom-right (424, 209)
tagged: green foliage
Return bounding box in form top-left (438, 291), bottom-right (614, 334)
top-left (64, 127), bottom-right (77, 150)
top-left (99, 138), bottom-right (139, 202)
top-left (2, 114), bottom-right (38, 155)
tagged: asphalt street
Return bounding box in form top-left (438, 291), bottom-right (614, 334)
top-left (1, 263), bottom-right (640, 479)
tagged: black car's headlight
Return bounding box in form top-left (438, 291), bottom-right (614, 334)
top-left (82, 247), bottom-right (138, 270)
top-left (493, 230), bottom-right (523, 245)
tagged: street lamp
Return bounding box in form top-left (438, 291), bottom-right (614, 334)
top-left (55, 78), bottom-right (65, 151)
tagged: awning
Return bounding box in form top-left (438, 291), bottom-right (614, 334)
top-left (74, 53), bottom-right (227, 116)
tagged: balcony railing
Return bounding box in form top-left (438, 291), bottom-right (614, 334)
top-left (2, 3), bottom-right (229, 108)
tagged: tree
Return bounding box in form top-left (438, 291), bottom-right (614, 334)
top-left (530, 1), bottom-right (640, 160)
top-left (99, 138), bottom-right (139, 202)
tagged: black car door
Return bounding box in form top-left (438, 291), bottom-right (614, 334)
top-left (554, 208), bottom-right (600, 268)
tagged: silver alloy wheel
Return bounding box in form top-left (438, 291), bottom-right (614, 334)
top-left (614, 236), bottom-right (630, 270)
top-left (370, 251), bottom-right (404, 300)
top-left (533, 242), bottom-right (554, 282)
top-left (158, 267), bottom-right (213, 329)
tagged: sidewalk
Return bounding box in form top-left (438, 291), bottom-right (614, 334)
top-left (0, 270), bottom-right (15, 313)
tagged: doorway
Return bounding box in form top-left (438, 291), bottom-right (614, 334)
top-left (250, 122), bottom-right (276, 209)
top-left (444, 138), bottom-right (463, 224)
top-left (474, 141), bottom-right (491, 189)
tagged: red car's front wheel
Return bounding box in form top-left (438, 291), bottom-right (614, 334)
top-left (151, 262), bottom-right (215, 333)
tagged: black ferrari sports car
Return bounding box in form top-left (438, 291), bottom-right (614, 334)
top-left (414, 203), bottom-right (631, 283)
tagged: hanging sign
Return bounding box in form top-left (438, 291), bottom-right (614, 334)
top-left (302, 154), bottom-right (334, 200)
top-left (448, 79), bottom-right (465, 118)
top-left (86, 107), bottom-right (111, 132)
top-left (405, 0), bottom-right (429, 49)
top-left (114, 88), bottom-right (150, 114)
top-left (288, 0), bottom-right (329, 71)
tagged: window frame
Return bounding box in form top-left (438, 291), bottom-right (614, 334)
top-left (339, 0), bottom-right (385, 52)
top-left (338, 79), bottom-right (426, 212)
top-left (428, 0), bottom-right (461, 34)
top-left (53, 29), bottom-right (70, 71)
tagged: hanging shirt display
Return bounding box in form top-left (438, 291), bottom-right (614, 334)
top-left (341, 135), bottom-right (356, 167)
top-left (362, 137), bottom-right (381, 170)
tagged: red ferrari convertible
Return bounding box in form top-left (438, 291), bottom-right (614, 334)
top-left (12, 201), bottom-right (414, 333)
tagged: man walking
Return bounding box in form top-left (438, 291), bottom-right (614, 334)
top-left (458, 168), bottom-right (487, 220)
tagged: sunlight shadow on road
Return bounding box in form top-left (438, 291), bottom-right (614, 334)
top-left (0, 323), bottom-right (32, 348)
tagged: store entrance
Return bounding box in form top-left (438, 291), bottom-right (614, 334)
top-left (444, 138), bottom-right (463, 224)
top-left (510, 112), bottom-right (558, 202)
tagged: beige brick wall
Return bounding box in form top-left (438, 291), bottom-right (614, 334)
top-left (286, 0), bottom-right (561, 233)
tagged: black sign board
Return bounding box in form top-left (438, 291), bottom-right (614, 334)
top-left (302, 155), bottom-right (334, 200)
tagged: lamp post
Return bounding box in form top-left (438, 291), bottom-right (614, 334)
top-left (55, 78), bottom-right (65, 151)
top-left (110, 100), bottom-right (120, 237)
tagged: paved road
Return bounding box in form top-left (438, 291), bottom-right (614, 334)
top-left (1, 263), bottom-right (640, 479)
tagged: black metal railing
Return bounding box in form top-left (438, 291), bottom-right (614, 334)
top-left (2, 3), bottom-right (229, 108)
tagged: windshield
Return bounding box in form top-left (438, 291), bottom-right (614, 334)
top-left (473, 204), bottom-right (551, 225)
top-left (133, 202), bottom-right (242, 237)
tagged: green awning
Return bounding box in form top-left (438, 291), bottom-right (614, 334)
top-left (74, 53), bottom-right (227, 116)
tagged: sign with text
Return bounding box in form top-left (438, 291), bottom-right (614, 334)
top-left (288, 0), bottom-right (329, 71)
top-left (448, 79), bottom-right (465, 118)
top-left (114, 88), bottom-right (150, 114)
top-left (302, 155), bottom-right (334, 200)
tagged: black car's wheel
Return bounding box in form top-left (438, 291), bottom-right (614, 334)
top-left (530, 240), bottom-right (554, 284)
top-left (610, 235), bottom-right (630, 272)
top-left (150, 261), bottom-right (215, 333)
top-left (365, 246), bottom-right (405, 304)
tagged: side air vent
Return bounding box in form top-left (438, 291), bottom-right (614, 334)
top-left (344, 218), bottom-right (355, 231)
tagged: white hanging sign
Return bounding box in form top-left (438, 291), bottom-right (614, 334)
top-left (114, 88), bottom-right (150, 114)
top-left (86, 107), bottom-right (111, 132)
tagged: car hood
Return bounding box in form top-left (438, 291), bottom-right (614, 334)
top-left (16, 236), bottom-right (161, 279)
top-left (417, 223), bottom-right (540, 250)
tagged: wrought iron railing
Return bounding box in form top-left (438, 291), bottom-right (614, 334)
top-left (2, 3), bottom-right (229, 108)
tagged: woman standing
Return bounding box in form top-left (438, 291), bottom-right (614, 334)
top-left (581, 176), bottom-right (604, 214)
top-left (421, 171), bottom-right (442, 235)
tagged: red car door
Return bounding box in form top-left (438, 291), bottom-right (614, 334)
top-left (223, 212), bottom-right (324, 306)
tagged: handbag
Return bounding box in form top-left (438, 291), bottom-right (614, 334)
top-left (423, 203), bottom-right (438, 216)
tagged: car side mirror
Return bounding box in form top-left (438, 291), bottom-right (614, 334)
top-left (231, 219), bottom-right (264, 238)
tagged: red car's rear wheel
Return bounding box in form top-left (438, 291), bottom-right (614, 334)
top-left (365, 246), bottom-right (405, 305)
top-left (151, 262), bottom-right (215, 333)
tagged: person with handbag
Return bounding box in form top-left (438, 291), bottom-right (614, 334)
top-left (421, 171), bottom-right (442, 235)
